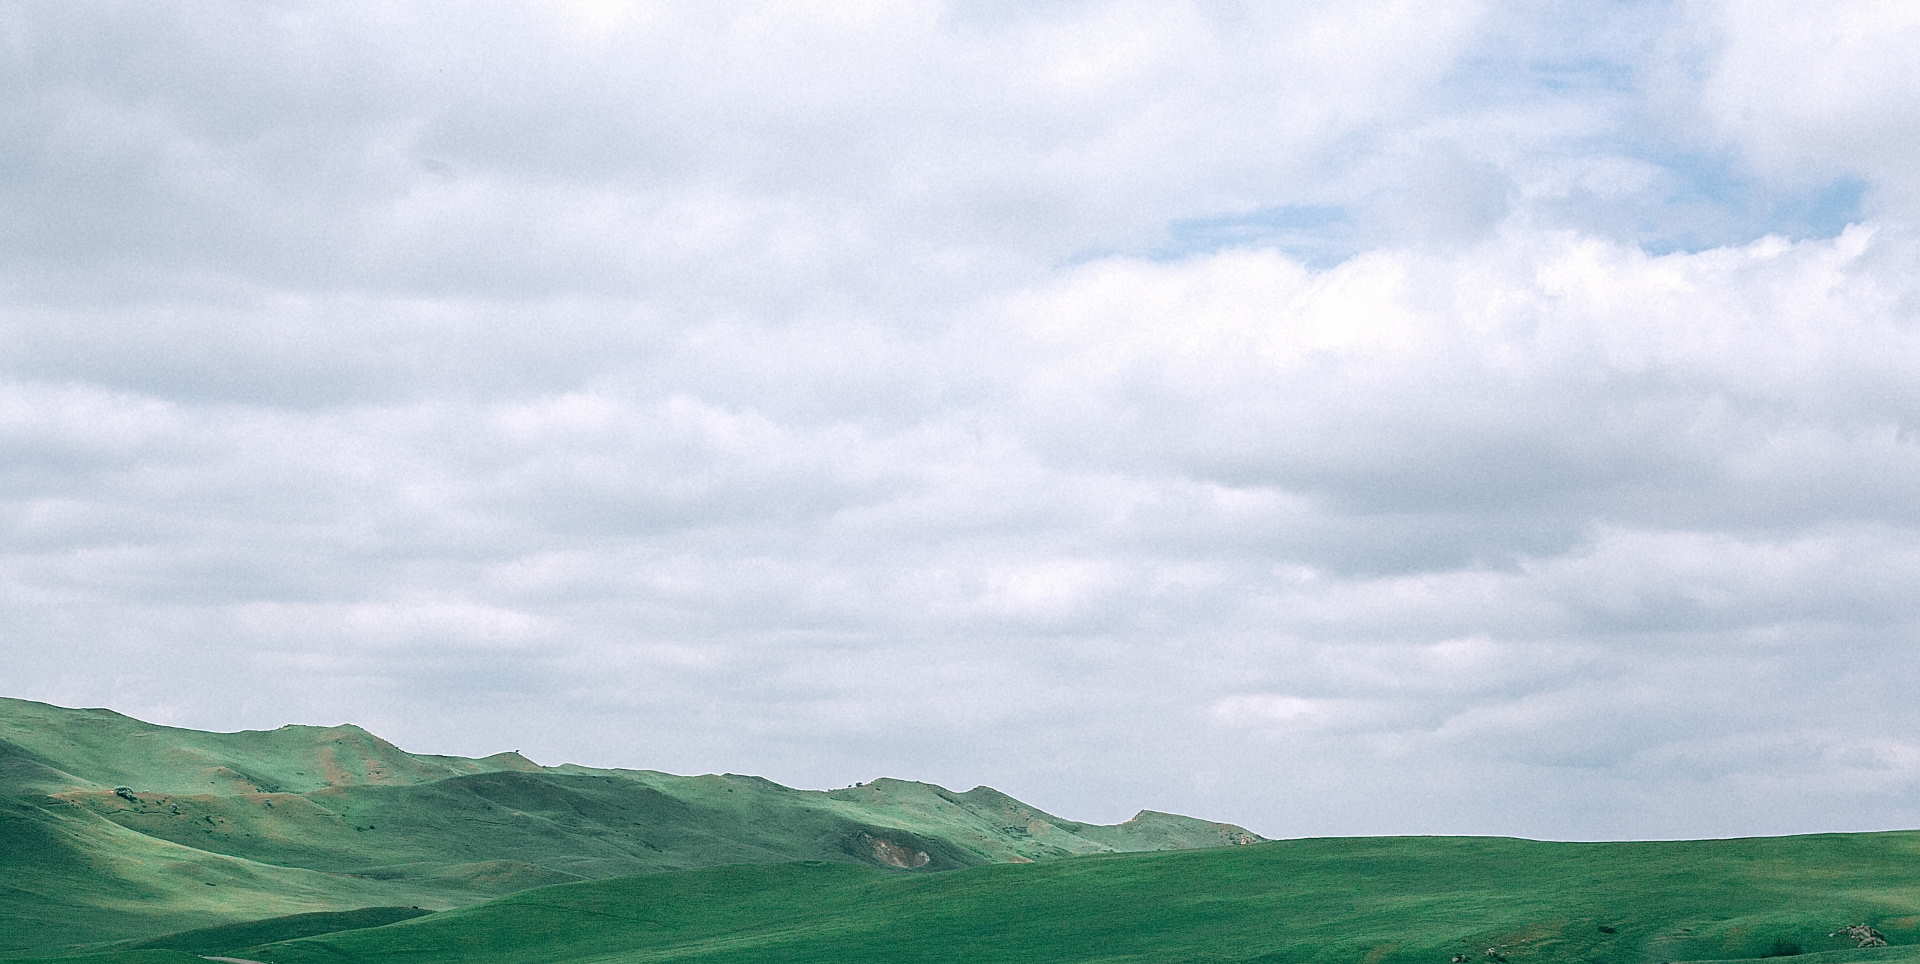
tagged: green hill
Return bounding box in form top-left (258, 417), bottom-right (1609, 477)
top-left (17, 696), bottom-right (1919, 963)
top-left (0, 697), bottom-right (1257, 957)
top-left (120, 906), bottom-right (431, 954)
top-left (237, 832), bottom-right (1920, 963)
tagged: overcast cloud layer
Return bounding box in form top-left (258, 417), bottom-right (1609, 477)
top-left (6, 1), bottom-right (1920, 840)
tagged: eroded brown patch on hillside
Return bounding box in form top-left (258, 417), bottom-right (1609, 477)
top-left (862, 833), bottom-right (931, 869)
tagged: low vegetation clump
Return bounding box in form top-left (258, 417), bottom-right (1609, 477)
top-left (1832, 923), bottom-right (1891, 948)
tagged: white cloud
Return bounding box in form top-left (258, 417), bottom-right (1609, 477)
top-left (1698, 0), bottom-right (1920, 214)
top-left (4, 1), bottom-right (1919, 840)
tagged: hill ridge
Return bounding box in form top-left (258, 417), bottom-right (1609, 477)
top-left (0, 696), bottom-right (1262, 958)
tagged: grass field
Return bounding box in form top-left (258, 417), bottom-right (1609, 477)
top-left (0, 953), bottom-right (209, 964)
top-left (118, 906), bottom-right (431, 954)
top-left (213, 832), bottom-right (1920, 963)
top-left (0, 697), bottom-right (1255, 957)
top-left (8, 697), bottom-right (1920, 963)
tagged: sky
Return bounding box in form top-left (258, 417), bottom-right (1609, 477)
top-left (5, 1), bottom-right (1920, 841)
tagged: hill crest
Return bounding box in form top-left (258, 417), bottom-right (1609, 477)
top-left (0, 695), bottom-right (1261, 957)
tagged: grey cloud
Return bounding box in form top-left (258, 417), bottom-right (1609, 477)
top-left (6, 1), bottom-right (1920, 842)
top-left (8, 1), bottom-right (1502, 308)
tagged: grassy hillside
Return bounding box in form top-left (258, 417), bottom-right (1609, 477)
top-left (0, 953), bottom-right (207, 964)
top-left (121, 906), bottom-right (431, 954)
top-left (21, 696), bottom-right (1919, 963)
top-left (0, 697), bottom-right (1256, 957)
top-left (240, 833), bottom-right (1920, 963)
top-left (0, 794), bottom-right (471, 954)
top-left (0, 698), bottom-right (524, 796)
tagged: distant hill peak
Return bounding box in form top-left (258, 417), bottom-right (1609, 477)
top-left (479, 750), bottom-right (541, 770)
top-left (276, 722), bottom-right (371, 734)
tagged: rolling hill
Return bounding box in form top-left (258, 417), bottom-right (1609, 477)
top-left (11, 696), bottom-right (1919, 963)
top-left (0, 697), bottom-right (1257, 957)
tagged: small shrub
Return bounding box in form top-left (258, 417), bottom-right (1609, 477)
top-left (1830, 923), bottom-right (1889, 948)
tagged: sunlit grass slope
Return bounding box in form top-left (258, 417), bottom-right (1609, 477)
top-left (0, 795), bottom-right (470, 954)
top-left (0, 697), bottom-right (528, 796)
top-left (247, 833), bottom-right (1920, 963)
top-left (0, 697), bottom-right (1256, 956)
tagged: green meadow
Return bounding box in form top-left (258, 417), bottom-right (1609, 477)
top-left (203, 833), bottom-right (1920, 963)
top-left (5, 697), bottom-right (1919, 963)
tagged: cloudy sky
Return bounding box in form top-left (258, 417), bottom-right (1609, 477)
top-left (6, 1), bottom-right (1920, 841)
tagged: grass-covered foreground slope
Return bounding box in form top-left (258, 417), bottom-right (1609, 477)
top-left (0, 909), bottom-right (429, 964)
top-left (243, 832), bottom-right (1920, 963)
top-left (0, 794), bottom-right (468, 955)
top-left (0, 953), bottom-right (208, 964)
top-left (0, 697), bottom-right (1256, 956)
top-left (120, 906), bottom-right (431, 954)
